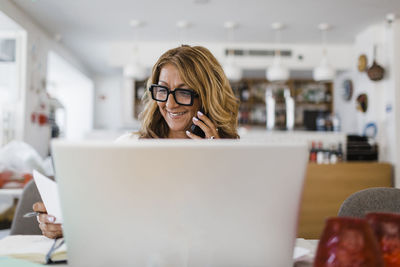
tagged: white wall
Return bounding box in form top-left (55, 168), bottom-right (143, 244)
top-left (333, 20), bottom-right (400, 186)
top-left (391, 20), bottom-right (400, 187)
top-left (47, 52), bottom-right (94, 140)
top-left (0, 0), bottom-right (92, 157)
top-left (93, 75), bottom-right (124, 130)
top-left (108, 41), bottom-right (353, 72)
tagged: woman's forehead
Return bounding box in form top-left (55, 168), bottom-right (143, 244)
top-left (158, 63), bottom-right (196, 87)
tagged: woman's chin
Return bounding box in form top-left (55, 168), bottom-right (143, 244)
top-left (167, 123), bottom-right (189, 132)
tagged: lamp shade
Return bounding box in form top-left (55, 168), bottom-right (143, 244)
top-left (313, 56), bottom-right (335, 82)
top-left (223, 55), bottom-right (242, 82)
top-left (266, 56), bottom-right (289, 82)
top-left (223, 64), bottom-right (242, 82)
top-left (123, 62), bottom-right (147, 80)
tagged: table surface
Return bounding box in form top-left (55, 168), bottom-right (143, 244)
top-left (0, 188), bottom-right (23, 198)
top-left (0, 236), bottom-right (318, 266)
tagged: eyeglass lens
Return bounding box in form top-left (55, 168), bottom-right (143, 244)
top-left (152, 86), bottom-right (194, 105)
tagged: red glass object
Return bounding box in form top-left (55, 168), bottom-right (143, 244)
top-left (37, 113), bottom-right (48, 125)
top-left (314, 217), bottom-right (384, 267)
top-left (22, 173), bottom-right (33, 185)
top-left (366, 212), bottom-right (400, 267)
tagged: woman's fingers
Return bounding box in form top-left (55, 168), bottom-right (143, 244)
top-left (193, 111), bottom-right (219, 139)
top-left (39, 223), bottom-right (63, 239)
top-left (33, 202), bottom-right (47, 213)
top-left (39, 222), bottom-right (61, 232)
top-left (43, 231), bottom-right (62, 239)
top-left (33, 201), bottom-right (63, 239)
top-left (186, 130), bottom-right (202, 139)
top-left (38, 213), bottom-right (56, 223)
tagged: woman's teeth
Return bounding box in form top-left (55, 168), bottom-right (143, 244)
top-left (168, 111), bottom-right (186, 117)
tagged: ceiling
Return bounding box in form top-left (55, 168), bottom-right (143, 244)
top-left (8, 0), bottom-right (400, 76)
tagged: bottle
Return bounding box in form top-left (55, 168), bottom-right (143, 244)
top-left (323, 145), bottom-right (330, 164)
top-left (309, 141), bottom-right (317, 162)
top-left (316, 112), bottom-right (326, 131)
top-left (284, 89), bottom-right (295, 131)
top-left (265, 89), bottom-right (275, 130)
top-left (316, 141), bottom-right (324, 164)
top-left (337, 142), bottom-right (344, 162)
top-left (332, 113), bottom-right (341, 132)
top-left (325, 87), bottom-right (332, 103)
top-left (329, 144), bottom-right (338, 164)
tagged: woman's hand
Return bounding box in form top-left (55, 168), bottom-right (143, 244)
top-left (186, 111), bottom-right (220, 139)
top-left (33, 202), bottom-right (63, 239)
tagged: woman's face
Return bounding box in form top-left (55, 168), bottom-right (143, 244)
top-left (157, 64), bottom-right (201, 138)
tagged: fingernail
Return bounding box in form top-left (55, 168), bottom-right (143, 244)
top-left (186, 130), bottom-right (191, 135)
top-left (192, 117), bottom-right (198, 122)
top-left (48, 216), bottom-right (55, 223)
top-left (197, 111), bottom-right (203, 116)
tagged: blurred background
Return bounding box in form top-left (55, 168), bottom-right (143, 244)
top-left (1, 0), bottom-right (400, 238)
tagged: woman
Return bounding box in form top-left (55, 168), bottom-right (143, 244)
top-left (33, 45), bottom-right (240, 238)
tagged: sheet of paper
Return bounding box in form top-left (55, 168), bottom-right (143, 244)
top-left (0, 235), bottom-right (55, 255)
top-left (33, 170), bottom-right (63, 223)
top-left (0, 257), bottom-right (44, 267)
top-left (0, 235), bottom-right (67, 264)
top-left (293, 246), bottom-right (310, 259)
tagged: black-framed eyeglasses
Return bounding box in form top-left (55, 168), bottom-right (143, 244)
top-left (149, 84), bottom-right (199, 106)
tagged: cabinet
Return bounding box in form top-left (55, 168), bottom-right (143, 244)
top-left (230, 79), bottom-right (333, 130)
top-left (298, 162), bottom-right (393, 239)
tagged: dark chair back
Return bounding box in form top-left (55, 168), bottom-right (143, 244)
top-left (338, 187), bottom-right (400, 218)
top-left (10, 180), bottom-right (43, 235)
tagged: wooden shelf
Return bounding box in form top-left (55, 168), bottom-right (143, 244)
top-left (232, 79), bottom-right (334, 128)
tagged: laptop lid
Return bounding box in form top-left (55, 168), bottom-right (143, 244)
top-left (51, 140), bottom-right (308, 267)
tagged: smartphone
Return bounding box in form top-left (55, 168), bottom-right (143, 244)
top-left (190, 109), bottom-right (206, 138)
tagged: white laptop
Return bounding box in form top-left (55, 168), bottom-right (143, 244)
top-left (51, 140), bottom-right (308, 267)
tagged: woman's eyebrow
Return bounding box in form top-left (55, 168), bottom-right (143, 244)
top-left (158, 80), bottom-right (169, 86)
top-left (158, 80), bottom-right (187, 88)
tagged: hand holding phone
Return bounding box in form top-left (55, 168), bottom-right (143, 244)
top-left (190, 109), bottom-right (206, 138)
top-left (190, 123), bottom-right (206, 138)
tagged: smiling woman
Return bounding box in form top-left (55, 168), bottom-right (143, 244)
top-left (138, 45), bottom-right (240, 139)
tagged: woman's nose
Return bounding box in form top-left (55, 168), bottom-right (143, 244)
top-left (166, 93), bottom-right (179, 108)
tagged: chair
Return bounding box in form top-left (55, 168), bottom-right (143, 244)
top-left (10, 180), bottom-right (43, 235)
top-left (338, 187), bottom-right (400, 218)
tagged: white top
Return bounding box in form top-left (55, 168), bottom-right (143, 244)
top-left (114, 132), bottom-right (140, 142)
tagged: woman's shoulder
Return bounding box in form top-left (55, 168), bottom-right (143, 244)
top-left (114, 132), bottom-right (140, 142)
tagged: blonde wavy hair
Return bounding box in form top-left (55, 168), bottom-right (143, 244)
top-left (138, 45), bottom-right (239, 139)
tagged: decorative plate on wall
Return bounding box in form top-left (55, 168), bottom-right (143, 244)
top-left (342, 79), bottom-right (353, 101)
top-left (358, 54), bottom-right (368, 72)
top-left (356, 93), bottom-right (368, 113)
top-left (363, 122), bottom-right (377, 139)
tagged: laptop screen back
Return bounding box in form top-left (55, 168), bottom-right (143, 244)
top-left (52, 140), bottom-right (308, 267)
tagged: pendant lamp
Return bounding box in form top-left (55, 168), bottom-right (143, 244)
top-left (266, 22), bottom-right (289, 82)
top-left (123, 20), bottom-right (147, 80)
top-left (223, 21), bottom-right (242, 82)
top-left (313, 23), bottom-right (335, 82)
top-left (123, 61), bottom-right (147, 80)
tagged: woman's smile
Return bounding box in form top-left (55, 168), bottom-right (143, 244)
top-left (166, 110), bottom-right (188, 119)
